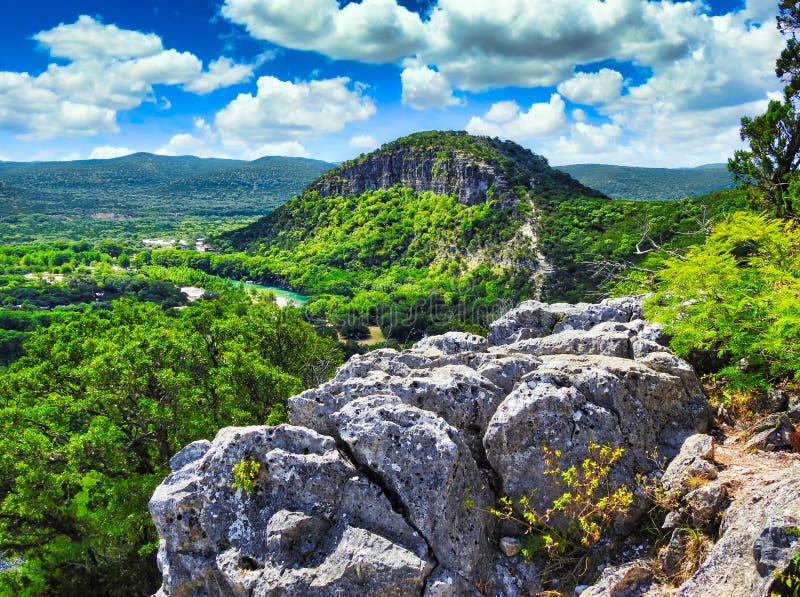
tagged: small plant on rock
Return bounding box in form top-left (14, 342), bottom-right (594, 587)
top-left (231, 456), bottom-right (262, 494)
top-left (487, 442), bottom-right (633, 579)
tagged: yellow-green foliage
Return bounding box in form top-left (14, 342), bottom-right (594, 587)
top-left (488, 443), bottom-right (633, 567)
top-left (646, 211), bottom-right (800, 389)
top-left (231, 457), bottom-right (262, 494)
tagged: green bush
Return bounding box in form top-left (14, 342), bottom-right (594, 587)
top-left (646, 212), bottom-right (800, 389)
top-left (481, 443), bottom-right (633, 584)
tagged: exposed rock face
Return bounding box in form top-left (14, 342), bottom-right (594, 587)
top-left (303, 132), bottom-right (606, 210)
top-left (308, 147), bottom-right (508, 206)
top-left (150, 298), bottom-right (710, 596)
top-left (150, 426), bottom-right (432, 596)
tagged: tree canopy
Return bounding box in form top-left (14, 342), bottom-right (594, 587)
top-left (729, 1), bottom-right (800, 217)
top-left (0, 297), bottom-right (341, 596)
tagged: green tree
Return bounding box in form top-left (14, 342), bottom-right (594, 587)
top-left (0, 298), bottom-right (341, 596)
top-left (729, 100), bottom-right (800, 217)
top-left (729, 1), bottom-right (800, 217)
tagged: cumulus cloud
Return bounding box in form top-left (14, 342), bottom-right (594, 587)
top-left (219, 0), bottom-right (784, 164)
top-left (88, 145), bottom-right (134, 159)
top-left (349, 134), bottom-right (379, 150)
top-left (0, 71), bottom-right (117, 138)
top-left (32, 49), bottom-right (202, 112)
top-left (243, 141), bottom-right (310, 160)
top-left (184, 56), bottom-right (257, 95)
top-left (400, 61), bottom-right (461, 110)
top-left (156, 118), bottom-right (219, 157)
top-left (215, 76), bottom-right (376, 150)
top-left (547, 122), bottom-right (628, 164)
top-left (33, 14), bottom-right (163, 61)
top-left (0, 16), bottom-right (258, 139)
top-left (466, 94), bottom-right (567, 142)
top-left (221, 0), bottom-right (426, 63)
top-left (557, 69), bottom-right (624, 106)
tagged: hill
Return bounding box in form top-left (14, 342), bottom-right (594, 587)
top-left (158, 156), bottom-right (334, 217)
top-left (215, 131), bottom-right (747, 339)
top-left (557, 163), bottom-right (734, 201)
top-left (0, 153), bottom-right (334, 243)
top-left (0, 153), bottom-right (242, 197)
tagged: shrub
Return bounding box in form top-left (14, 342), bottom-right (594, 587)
top-left (646, 212), bottom-right (800, 391)
top-left (484, 443), bottom-right (633, 582)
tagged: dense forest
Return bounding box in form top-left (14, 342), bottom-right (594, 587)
top-left (0, 153), bottom-right (332, 244)
top-left (0, 287), bottom-right (342, 595)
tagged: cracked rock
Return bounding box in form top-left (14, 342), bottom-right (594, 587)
top-left (151, 297), bottom-right (709, 596)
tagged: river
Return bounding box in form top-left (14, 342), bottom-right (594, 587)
top-left (181, 281), bottom-right (308, 307)
top-left (236, 281), bottom-right (308, 307)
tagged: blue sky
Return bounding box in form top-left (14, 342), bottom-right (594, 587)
top-left (0, 0), bottom-right (785, 166)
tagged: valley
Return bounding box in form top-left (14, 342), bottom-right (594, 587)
top-left (0, 153), bottom-right (333, 244)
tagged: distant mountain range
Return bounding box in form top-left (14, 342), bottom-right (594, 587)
top-left (0, 153), bottom-right (334, 218)
top-left (557, 163), bottom-right (735, 201)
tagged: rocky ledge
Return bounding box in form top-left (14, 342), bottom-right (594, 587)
top-left (149, 297), bottom-right (712, 596)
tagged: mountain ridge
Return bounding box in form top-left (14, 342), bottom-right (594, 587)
top-left (558, 162), bottom-right (734, 201)
top-left (0, 153), bottom-right (335, 223)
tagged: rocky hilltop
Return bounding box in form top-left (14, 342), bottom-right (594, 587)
top-left (215, 131), bottom-right (618, 320)
top-left (308, 131), bottom-right (606, 206)
top-left (144, 297), bottom-right (800, 597)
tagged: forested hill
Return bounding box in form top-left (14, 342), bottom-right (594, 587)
top-left (221, 130), bottom-right (607, 251)
top-left (211, 132), bottom-right (747, 337)
top-left (0, 153), bottom-right (334, 219)
top-left (558, 163), bottom-right (734, 201)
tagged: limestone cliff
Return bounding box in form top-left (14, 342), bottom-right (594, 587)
top-left (307, 131), bottom-right (607, 206)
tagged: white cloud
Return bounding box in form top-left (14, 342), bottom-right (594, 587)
top-left (557, 69), bottom-right (624, 106)
top-left (483, 101), bottom-right (520, 124)
top-left (0, 16), bottom-right (261, 140)
top-left (466, 94), bottom-right (567, 142)
top-left (221, 0), bottom-right (425, 63)
top-left (349, 134), bottom-right (379, 150)
top-left (33, 14), bottom-right (163, 61)
top-left (89, 145), bottom-right (134, 159)
top-left (156, 118), bottom-right (219, 157)
top-left (548, 122), bottom-right (627, 164)
top-left (243, 141), bottom-right (310, 160)
top-left (33, 50), bottom-right (202, 112)
top-left (400, 61), bottom-right (461, 110)
top-left (215, 76), bottom-right (376, 150)
top-left (220, 0), bottom-right (785, 165)
top-left (0, 71), bottom-right (117, 138)
top-left (184, 57), bottom-right (256, 95)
